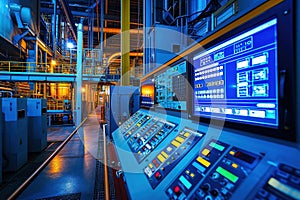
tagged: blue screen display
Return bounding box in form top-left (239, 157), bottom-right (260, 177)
top-left (193, 18), bottom-right (278, 127)
top-left (155, 61), bottom-right (187, 111)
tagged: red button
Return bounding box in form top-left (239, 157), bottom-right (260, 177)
top-left (155, 172), bottom-right (161, 179)
top-left (174, 186), bottom-right (180, 194)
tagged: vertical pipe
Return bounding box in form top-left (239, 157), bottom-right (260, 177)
top-left (52, 0), bottom-right (57, 53)
top-left (75, 21), bottom-right (83, 126)
top-left (100, 0), bottom-right (104, 56)
top-left (121, 0), bottom-right (130, 86)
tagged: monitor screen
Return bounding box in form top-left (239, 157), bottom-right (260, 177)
top-left (155, 60), bottom-right (187, 111)
top-left (140, 78), bottom-right (155, 108)
top-left (192, 18), bottom-right (278, 128)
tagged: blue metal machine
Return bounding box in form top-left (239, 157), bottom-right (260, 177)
top-left (105, 86), bottom-right (140, 137)
top-left (26, 98), bottom-right (47, 152)
top-left (1, 98), bottom-right (28, 171)
top-left (112, 109), bottom-right (300, 200)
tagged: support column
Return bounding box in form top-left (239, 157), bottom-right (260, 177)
top-left (121, 0), bottom-right (130, 86)
top-left (75, 21), bottom-right (83, 126)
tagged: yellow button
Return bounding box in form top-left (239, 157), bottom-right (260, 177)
top-left (149, 163), bottom-right (153, 168)
top-left (190, 173), bottom-right (195, 178)
top-left (157, 154), bottom-right (166, 163)
top-left (161, 151), bottom-right (168, 159)
top-left (229, 151), bottom-right (235, 155)
top-left (232, 163), bottom-right (238, 168)
top-left (202, 148), bottom-right (210, 156)
top-left (184, 132), bottom-right (190, 137)
top-left (196, 156), bottom-right (211, 167)
top-left (175, 136), bottom-right (185, 143)
top-left (171, 140), bottom-right (181, 148)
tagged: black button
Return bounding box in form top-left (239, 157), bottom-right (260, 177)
top-left (279, 164), bottom-right (293, 173)
top-left (210, 189), bottom-right (219, 197)
top-left (201, 183), bottom-right (210, 192)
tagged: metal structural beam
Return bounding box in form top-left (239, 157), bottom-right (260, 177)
top-left (58, 0), bottom-right (77, 41)
top-left (121, 0), bottom-right (130, 86)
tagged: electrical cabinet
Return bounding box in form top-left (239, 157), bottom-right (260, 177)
top-left (1, 98), bottom-right (28, 171)
top-left (105, 86), bottom-right (140, 137)
top-left (27, 98), bottom-right (47, 152)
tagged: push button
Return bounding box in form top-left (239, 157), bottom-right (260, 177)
top-left (174, 185), bottom-right (181, 195)
top-left (155, 171), bottom-right (161, 180)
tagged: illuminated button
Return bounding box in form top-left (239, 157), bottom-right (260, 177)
top-left (167, 146), bottom-right (173, 152)
top-left (229, 151), bottom-right (235, 155)
top-left (138, 151), bottom-right (141, 155)
top-left (161, 151), bottom-right (168, 159)
top-left (202, 148), bottom-right (210, 156)
top-left (171, 140), bottom-right (181, 148)
top-left (175, 136), bottom-right (185, 143)
top-left (186, 170), bottom-right (190, 174)
top-left (155, 171), bottom-right (161, 179)
top-left (190, 173), bottom-right (195, 178)
top-left (157, 154), bottom-right (166, 163)
top-left (197, 156), bottom-right (211, 167)
top-left (232, 163), bottom-right (238, 169)
top-left (148, 163), bottom-right (153, 168)
top-left (174, 186), bottom-right (181, 194)
top-left (184, 132), bottom-right (190, 137)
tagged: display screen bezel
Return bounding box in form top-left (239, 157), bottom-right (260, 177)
top-left (188, 1), bottom-right (295, 141)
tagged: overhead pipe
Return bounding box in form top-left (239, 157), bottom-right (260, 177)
top-left (108, 52), bottom-right (143, 64)
top-left (58, 0), bottom-right (77, 41)
top-left (83, 26), bottom-right (144, 34)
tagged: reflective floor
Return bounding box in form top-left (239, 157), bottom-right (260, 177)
top-left (18, 115), bottom-right (102, 200)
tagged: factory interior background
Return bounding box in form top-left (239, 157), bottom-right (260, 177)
top-left (0, 0), bottom-right (299, 199)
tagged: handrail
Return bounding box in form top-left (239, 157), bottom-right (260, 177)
top-left (0, 61), bottom-right (77, 74)
top-left (7, 117), bottom-right (88, 200)
top-left (102, 124), bottom-right (110, 200)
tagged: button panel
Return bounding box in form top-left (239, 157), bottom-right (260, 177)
top-left (254, 163), bottom-right (300, 200)
top-left (127, 117), bottom-right (176, 163)
top-left (144, 128), bottom-right (205, 189)
top-left (123, 113), bottom-right (152, 140)
top-left (192, 147), bottom-right (261, 199)
top-left (165, 140), bottom-right (229, 199)
top-left (118, 111), bottom-right (147, 135)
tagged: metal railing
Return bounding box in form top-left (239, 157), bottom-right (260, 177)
top-left (0, 61), bottom-right (77, 74)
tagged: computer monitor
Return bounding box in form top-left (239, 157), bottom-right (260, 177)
top-left (191, 5), bottom-right (295, 140)
top-left (155, 60), bottom-right (188, 111)
top-left (140, 78), bottom-right (155, 108)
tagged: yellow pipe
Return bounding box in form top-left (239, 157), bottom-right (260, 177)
top-left (121, 0), bottom-right (130, 86)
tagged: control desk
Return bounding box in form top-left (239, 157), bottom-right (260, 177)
top-left (112, 109), bottom-right (300, 200)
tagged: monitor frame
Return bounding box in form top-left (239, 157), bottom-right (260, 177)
top-left (140, 76), bottom-right (156, 110)
top-left (154, 59), bottom-right (189, 113)
top-left (188, 0), bottom-right (296, 141)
